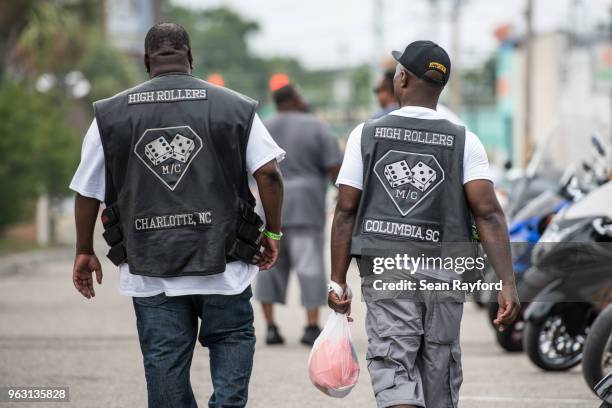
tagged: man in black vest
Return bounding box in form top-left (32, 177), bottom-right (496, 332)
top-left (328, 41), bottom-right (520, 407)
top-left (70, 23), bottom-right (285, 408)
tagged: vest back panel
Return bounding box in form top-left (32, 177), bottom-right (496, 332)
top-left (351, 114), bottom-right (473, 261)
top-left (94, 73), bottom-right (257, 277)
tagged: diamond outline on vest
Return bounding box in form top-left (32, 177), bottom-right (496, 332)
top-left (133, 125), bottom-right (204, 191)
top-left (374, 149), bottom-right (445, 216)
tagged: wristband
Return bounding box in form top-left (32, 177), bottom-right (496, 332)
top-left (328, 281), bottom-right (353, 299)
top-left (263, 230), bottom-right (283, 241)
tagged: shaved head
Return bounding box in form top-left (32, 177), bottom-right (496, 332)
top-left (145, 22), bottom-right (190, 55)
top-left (143, 22), bottom-right (193, 77)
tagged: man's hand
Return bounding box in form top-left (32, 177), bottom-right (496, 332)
top-left (73, 254), bottom-right (103, 299)
top-left (327, 282), bottom-right (352, 321)
top-left (464, 180), bottom-right (520, 331)
top-left (494, 283), bottom-right (521, 331)
top-left (329, 185), bottom-right (361, 322)
top-left (253, 160), bottom-right (283, 271)
top-left (257, 236), bottom-right (280, 271)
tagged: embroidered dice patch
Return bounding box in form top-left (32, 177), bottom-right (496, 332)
top-left (409, 161), bottom-right (437, 192)
top-left (374, 150), bottom-right (444, 216)
top-left (383, 160), bottom-right (413, 188)
top-left (170, 133), bottom-right (196, 163)
top-left (134, 125), bottom-right (203, 191)
top-left (144, 137), bottom-right (173, 166)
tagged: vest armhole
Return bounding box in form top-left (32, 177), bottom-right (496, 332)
top-left (93, 102), bottom-right (117, 205)
top-left (242, 102), bottom-right (258, 206)
top-left (242, 101), bottom-right (258, 160)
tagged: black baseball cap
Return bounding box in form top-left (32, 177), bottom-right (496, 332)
top-left (392, 40), bottom-right (451, 86)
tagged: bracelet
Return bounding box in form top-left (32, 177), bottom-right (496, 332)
top-left (263, 230), bottom-right (283, 241)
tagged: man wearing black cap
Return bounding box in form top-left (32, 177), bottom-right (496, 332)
top-left (328, 41), bottom-right (520, 407)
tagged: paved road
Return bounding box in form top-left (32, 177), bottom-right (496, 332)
top-left (0, 252), bottom-right (599, 408)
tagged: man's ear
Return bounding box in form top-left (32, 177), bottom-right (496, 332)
top-left (400, 70), bottom-right (409, 89)
top-left (144, 53), bottom-right (150, 74)
top-left (187, 49), bottom-right (193, 70)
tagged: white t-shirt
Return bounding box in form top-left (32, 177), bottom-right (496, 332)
top-left (70, 114), bottom-right (285, 297)
top-left (336, 106), bottom-right (492, 190)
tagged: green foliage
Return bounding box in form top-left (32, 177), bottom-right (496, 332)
top-left (462, 56), bottom-right (497, 106)
top-left (350, 65), bottom-right (373, 107)
top-left (0, 0), bottom-right (143, 234)
top-left (165, 5), bottom-right (361, 110)
top-left (77, 30), bottom-right (142, 103)
top-left (0, 0), bottom-right (38, 81)
top-left (6, 0), bottom-right (139, 100)
top-left (0, 81), bottom-right (79, 230)
top-left (11, 2), bottom-right (83, 76)
top-left (167, 5), bottom-right (267, 101)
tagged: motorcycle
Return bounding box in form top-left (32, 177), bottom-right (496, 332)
top-left (594, 372), bottom-right (612, 408)
top-left (583, 303), bottom-right (612, 395)
top-left (522, 181), bottom-right (612, 371)
top-left (485, 185), bottom-right (570, 352)
top-left (484, 134), bottom-right (610, 353)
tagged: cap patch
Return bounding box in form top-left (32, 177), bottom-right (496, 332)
top-left (428, 62), bottom-right (447, 74)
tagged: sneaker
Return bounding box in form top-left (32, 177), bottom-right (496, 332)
top-left (266, 324), bottom-right (285, 345)
top-left (300, 325), bottom-right (321, 346)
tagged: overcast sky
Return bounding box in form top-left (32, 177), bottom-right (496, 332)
top-left (174, 0), bottom-right (611, 69)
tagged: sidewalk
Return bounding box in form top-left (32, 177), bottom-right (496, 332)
top-left (0, 246), bottom-right (72, 275)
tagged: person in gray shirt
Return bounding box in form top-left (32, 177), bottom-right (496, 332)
top-left (255, 83), bottom-right (343, 346)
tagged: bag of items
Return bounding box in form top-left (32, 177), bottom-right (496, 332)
top-left (308, 283), bottom-right (359, 398)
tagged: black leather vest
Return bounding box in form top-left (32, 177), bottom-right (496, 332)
top-left (351, 114), bottom-right (473, 264)
top-left (95, 73), bottom-right (258, 277)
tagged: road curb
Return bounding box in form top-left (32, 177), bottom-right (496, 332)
top-left (0, 247), bottom-right (73, 276)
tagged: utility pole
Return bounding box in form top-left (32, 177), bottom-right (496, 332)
top-left (609, 6), bottom-right (612, 150)
top-left (449, 0), bottom-right (463, 112)
top-left (523, 0), bottom-right (534, 166)
top-left (372, 0), bottom-right (384, 109)
top-left (428, 0), bottom-right (441, 43)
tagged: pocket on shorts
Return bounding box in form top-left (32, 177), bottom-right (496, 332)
top-left (369, 300), bottom-right (424, 338)
top-left (448, 343), bottom-right (463, 408)
top-left (133, 292), bottom-right (168, 307)
top-left (366, 342), bottom-right (396, 395)
top-left (426, 302), bottom-right (463, 344)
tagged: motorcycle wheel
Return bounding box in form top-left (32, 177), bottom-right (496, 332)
top-left (583, 305), bottom-right (612, 392)
top-left (487, 300), bottom-right (498, 328)
top-left (488, 301), bottom-right (524, 351)
top-left (496, 320), bottom-right (525, 352)
top-left (524, 313), bottom-right (585, 371)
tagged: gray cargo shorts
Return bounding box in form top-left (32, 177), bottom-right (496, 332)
top-left (365, 294), bottom-right (463, 408)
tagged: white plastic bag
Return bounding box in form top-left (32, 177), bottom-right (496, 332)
top-left (307, 284), bottom-right (360, 398)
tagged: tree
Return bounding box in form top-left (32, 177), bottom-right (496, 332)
top-left (462, 56), bottom-right (497, 106)
top-left (0, 1), bottom-right (138, 235)
top-left (77, 30), bottom-right (141, 103)
top-left (167, 5), bottom-right (267, 100)
top-left (7, 2), bottom-right (83, 79)
top-left (0, 0), bottom-right (37, 81)
top-left (0, 82), bottom-right (78, 232)
top-left (166, 5), bottom-right (366, 111)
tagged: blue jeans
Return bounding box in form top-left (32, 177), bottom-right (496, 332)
top-left (132, 286), bottom-right (256, 408)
